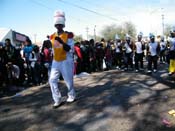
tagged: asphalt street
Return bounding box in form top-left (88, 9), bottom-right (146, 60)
top-left (0, 64), bottom-right (175, 131)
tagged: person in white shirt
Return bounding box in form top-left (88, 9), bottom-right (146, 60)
top-left (159, 36), bottom-right (167, 63)
top-left (123, 34), bottom-right (134, 70)
top-left (147, 33), bottom-right (160, 73)
top-left (134, 32), bottom-right (145, 72)
top-left (114, 34), bottom-right (122, 69)
top-left (29, 45), bottom-right (41, 85)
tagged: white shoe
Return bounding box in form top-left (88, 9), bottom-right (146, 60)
top-left (169, 72), bottom-right (173, 76)
top-left (140, 68), bottom-right (144, 71)
top-left (147, 70), bottom-right (152, 73)
top-left (66, 96), bottom-right (75, 103)
top-left (153, 69), bottom-right (157, 72)
top-left (124, 68), bottom-right (128, 71)
top-left (53, 101), bottom-right (61, 108)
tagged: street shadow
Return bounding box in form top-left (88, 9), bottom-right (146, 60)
top-left (0, 68), bottom-right (175, 131)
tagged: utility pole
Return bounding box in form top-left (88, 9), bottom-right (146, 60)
top-left (149, 8), bottom-right (161, 35)
top-left (94, 25), bottom-right (96, 42)
top-left (34, 34), bottom-right (37, 44)
top-left (161, 8), bottom-right (165, 36)
top-left (94, 25), bottom-right (96, 41)
top-left (86, 27), bottom-right (89, 40)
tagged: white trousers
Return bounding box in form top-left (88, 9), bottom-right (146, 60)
top-left (49, 59), bottom-right (75, 103)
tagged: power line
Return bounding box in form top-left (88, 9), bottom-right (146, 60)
top-left (30, 0), bottom-right (94, 25)
top-left (56, 0), bottom-right (119, 22)
top-left (73, 0), bottom-right (107, 11)
top-left (30, 0), bottom-right (53, 10)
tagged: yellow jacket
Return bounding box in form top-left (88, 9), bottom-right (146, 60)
top-left (50, 32), bottom-right (68, 62)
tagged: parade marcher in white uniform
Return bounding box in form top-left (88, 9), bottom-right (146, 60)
top-left (49, 10), bottom-right (76, 108)
top-left (147, 33), bottom-right (160, 73)
top-left (168, 29), bottom-right (175, 75)
top-left (159, 36), bottom-right (167, 63)
top-left (114, 34), bottom-right (122, 70)
top-left (123, 34), bottom-right (134, 71)
top-left (134, 32), bottom-right (145, 72)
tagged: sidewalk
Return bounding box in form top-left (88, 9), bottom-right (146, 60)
top-left (0, 65), bottom-right (175, 131)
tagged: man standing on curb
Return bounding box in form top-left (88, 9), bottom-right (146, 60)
top-left (49, 10), bottom-right (76, 108)
top-left (168, 29), bottom-right (175, 76)
top-left (134, 32), bottom-right (145, 72)
top-left (147, 33), bottom-right (160, 73)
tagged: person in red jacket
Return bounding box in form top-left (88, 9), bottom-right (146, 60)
top-left (74, 42), bottom-right (82, 75)
top-left (41, 39), bottom-right (52, 81)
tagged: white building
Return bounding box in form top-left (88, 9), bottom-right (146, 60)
top-left (0, 28), bottom-right (28, 46)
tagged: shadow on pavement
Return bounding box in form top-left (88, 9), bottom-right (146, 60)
top-left (0, 67), bottom-right (175, 131)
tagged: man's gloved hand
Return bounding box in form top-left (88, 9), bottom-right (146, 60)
top-left (55, 36), bottom-right (71, 51)
top-left (55, 37), bottom-right (64, 44)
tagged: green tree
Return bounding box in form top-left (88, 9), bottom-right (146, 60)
top-left (74, 35), bottom-right (83, 42)
top-left (115, 26), bottom-right (125, 40)
top-left (100, 21), bottom-right (136, 41)
top-left (100, 24), bottom-right (118, 40)
top-left (164, 24), bottom-right (172, 38)
top-left (95, 35), bottom-right (102, 42)
top-left (123, 21), bottom-right (136, 39)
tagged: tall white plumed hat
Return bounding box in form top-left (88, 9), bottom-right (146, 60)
top-left (125, 34), bottom-right (131, 40)
top-left (115, 34), bottom-right (120, 40)
top-left (53, 10), bottom-right (66, 26)
top-left (138, 32), bottom-right (143, 37)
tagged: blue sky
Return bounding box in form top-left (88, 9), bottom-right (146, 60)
top-left (0, 0), bottom-right (175, 42)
